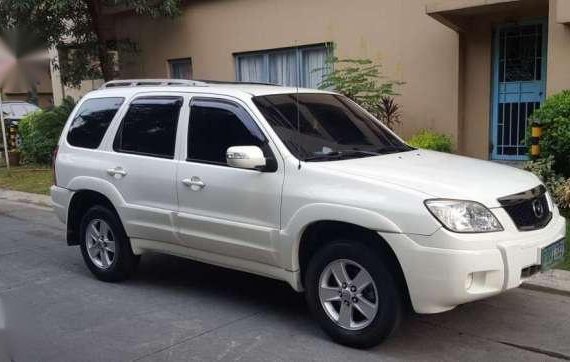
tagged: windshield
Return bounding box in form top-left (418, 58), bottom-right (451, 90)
top-left (252, 93), bottom-right (412, 161)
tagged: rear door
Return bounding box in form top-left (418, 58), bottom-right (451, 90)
top-left (175, 96), bottom-right (284, 266)
top-left (98, 93), bottom-right (187, 242)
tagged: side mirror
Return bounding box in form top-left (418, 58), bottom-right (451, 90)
top-left (226, 146), bottom-right (266, 170)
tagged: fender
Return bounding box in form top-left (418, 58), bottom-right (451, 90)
top-left (67, 176), bottom-right (127, 212)
top-left (66, 176), bottom-right (131, 232)
top-left (279, 203), bottom-right (402, 271)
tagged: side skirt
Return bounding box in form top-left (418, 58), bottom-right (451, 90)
top-left (130, 238), bottom-right (303, 292)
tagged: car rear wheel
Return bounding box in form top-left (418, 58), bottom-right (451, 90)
top-left (305, 241), bottom-right (402, 348)
top-left (79, 205), bottom-right (139, 282)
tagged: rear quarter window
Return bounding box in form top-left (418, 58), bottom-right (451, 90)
top-left (66, 97), bottom-right (125, 149)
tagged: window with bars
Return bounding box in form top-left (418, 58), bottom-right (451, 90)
top-left (234, 44), bottom-right (331, 89)
top-left (498, 24), bottom-right (543, 83)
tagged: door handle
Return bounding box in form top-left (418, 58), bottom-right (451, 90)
top-left (181, 177), bottom-right (206, 190)
top-left (107, 167), bottom-right (128, 178)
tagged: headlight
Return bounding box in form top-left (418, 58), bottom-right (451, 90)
top-left (424, 199), bottom-right (503, 233)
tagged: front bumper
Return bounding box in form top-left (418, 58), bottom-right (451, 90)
top-left (382, 212), bottom-right (566, 314)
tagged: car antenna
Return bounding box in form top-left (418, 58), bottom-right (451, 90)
top-left (295, 40), bottom-right (302, 170)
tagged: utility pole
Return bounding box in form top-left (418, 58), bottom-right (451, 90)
top-left (0, 92), bottom-right (10, 172)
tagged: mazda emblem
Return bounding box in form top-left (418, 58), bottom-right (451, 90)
top-left (532, 199), bottom-right (545, 218)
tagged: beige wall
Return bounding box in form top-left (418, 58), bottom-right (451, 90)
top-left (1, 60), bottom-right (54, 108)
top-left (112, 0), bottom-right (460, 142)
top-left (111, 0), bottom-right (569, 160)
top-left (555, 0), bottom-right (570, 23)
top-left (547, 0), bottom-right (570, 95)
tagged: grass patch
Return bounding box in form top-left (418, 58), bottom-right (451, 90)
top-left (0, 165), bottom-right (52, 195)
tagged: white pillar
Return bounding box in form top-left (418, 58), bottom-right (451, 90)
top-left (49, 47), bottom-right (65, 106)
top-left (0, 93), bottom-right (10, 170)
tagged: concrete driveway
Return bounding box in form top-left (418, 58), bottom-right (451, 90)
top-left (0, 199), bottom-right (569, 362)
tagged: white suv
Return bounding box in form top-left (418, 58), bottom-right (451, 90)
top-left (51, 79), bottom-right (566, 348)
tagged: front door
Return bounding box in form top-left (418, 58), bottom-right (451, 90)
top-left (491, 20), bottom-right (547, 160)
top-left (175, 96), bottom-right (284, 267)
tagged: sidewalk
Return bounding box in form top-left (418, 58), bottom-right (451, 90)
top-left (523, 269), bottom-right (570, 296)
top-left (0, 187), bottom-right (568, 297)
top-left (0, 188), bottom-right (51, 208)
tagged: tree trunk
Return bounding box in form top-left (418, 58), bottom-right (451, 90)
top-left (86, 0), bottom-right (114, 81)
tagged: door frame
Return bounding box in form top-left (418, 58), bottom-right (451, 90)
top-left (490, 17), bottom-right (548, 161)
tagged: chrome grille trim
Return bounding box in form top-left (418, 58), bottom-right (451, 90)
top-left (497, 185), bottom-right (546, 207)
top-left (498, 185), bottom-right (552, 231)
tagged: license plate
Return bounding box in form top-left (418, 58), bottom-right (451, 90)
top-left (541, 238), bottom-right (566, 271)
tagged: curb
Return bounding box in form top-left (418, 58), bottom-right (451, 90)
top-left (0, 188), bottom-right (52, 208)
top-left (521, 282), bottom-right (570, 297)
top-left (521, 269), bottom-right (570, 297)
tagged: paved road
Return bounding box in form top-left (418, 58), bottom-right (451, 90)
top-left (0, 199), bottom-right (569, 362)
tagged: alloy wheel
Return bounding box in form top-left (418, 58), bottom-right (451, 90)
top-left (85, 219), bottom-right (116, 270)
top-left (318, 259), bottom-right (379, 330)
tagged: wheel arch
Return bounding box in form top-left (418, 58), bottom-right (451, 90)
top-left (282, 203), bottom-right (402, 270)
top-left (296, 220), bottom-right (411, 310)
top-left (67, 189), bottom-right (124, 246)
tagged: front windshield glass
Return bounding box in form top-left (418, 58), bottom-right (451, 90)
top-left (252, 93), bottom-right (412, 161)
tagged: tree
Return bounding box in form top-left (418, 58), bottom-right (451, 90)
top-left (0, 0), bottom-right (182, 87)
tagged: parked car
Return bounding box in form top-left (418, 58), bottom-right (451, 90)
top-left (1, 100), bottom-right (40, 123)
top-left (51, 79), bottom-right (566, 348)
top-left (2, 101), bottom-right (40, 149)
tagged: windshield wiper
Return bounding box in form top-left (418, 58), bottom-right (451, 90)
top-left (369, 145), bottom-right (413, 154)
top-left (304, 150), bottom-right (380, 162)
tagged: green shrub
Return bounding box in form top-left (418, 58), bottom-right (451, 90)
top-left (530, 90), bottom-right (570, 176)
top-left (19, 97), bottom-right (75, 164)
top-left (523, 156), bottom-right (570, 209)
top-left (407, 130), bottom-right (453, 153)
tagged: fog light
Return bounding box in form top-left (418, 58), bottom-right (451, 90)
top-left (465, 273), bottom-right (474, 290)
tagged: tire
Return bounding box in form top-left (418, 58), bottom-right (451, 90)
top-left (305, 241), bottom-right (402, 348)
top-left (79, 205), bottom-right (139, 282)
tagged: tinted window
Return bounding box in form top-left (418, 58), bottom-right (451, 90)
top-left (67, 97), bottom-right (124, 149)
top-left (188, 100), bottom-right (266, 164)
top-left (253, 93), bottom-right (411, 161)
top-left (114, 97), bottom-right (182, 158)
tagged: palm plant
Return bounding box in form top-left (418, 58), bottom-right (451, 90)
top-left (377, 96), bottom-right (401, 130)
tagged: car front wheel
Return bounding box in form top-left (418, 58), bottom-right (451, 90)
top-left (305, 241), bottom-right (402, 348)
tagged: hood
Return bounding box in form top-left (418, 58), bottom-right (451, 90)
top-left (317, 150), bottom-right (541, 208)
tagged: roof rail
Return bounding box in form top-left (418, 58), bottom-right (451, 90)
top-left (196, 80), bottom-right (281, 87)
top-left (100, 79), bottom-right (208, 89)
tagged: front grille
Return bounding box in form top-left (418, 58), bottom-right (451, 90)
top-left (498, 185), bottom-right (552, 231)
